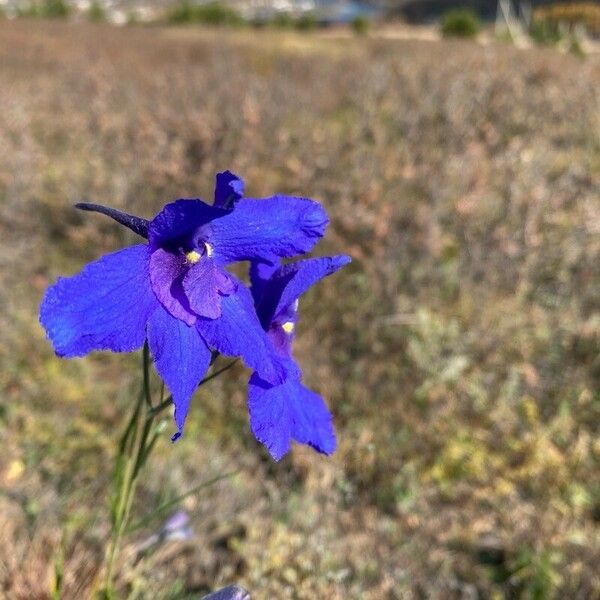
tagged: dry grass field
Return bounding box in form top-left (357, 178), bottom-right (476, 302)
top-left (0, 20), bottom-right (599, 599)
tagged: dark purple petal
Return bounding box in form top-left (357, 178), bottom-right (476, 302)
top-left (266, 321), bottom-right (296, 360)
top-left (214, 171), bottom-right (245, 210)
top-left (196, 278), bottom-right (286, 386)
top-left (148, 199), bottom-right (225, 249)
top-left (248, 374), bottom-right (292, 461)
top-left (182, 258), bottom-right (236, 320)
top-left (209, 196), bottom-right (329, 265)
top-left (249, 259), bottom-right (280, 305)
top-left (248, 373), bottom-right (336, 461)
top-left (253, 255), bottom-right (351, 329)
top-left (40, 244), bottom-right (158, 357)
top-left (216, 269), bottom-right (237, 295)
top-left (271, 255), bottom-right (351, 322)
top-left (288, 383), bottom-right (336, 455)
top-left (149, 248), bottom-right (196, 326)
top-left (75, 202), bottom-right (149, 238)
top-left (147, 305), bottom-right (212, 438)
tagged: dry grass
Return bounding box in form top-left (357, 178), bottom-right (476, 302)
top-left (0, 20), bottom-right (599, 599)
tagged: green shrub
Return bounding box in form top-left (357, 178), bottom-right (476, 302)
top-left (440, 9), bottom-right (481, 38)
top-left (194, 2), bottom-right (242, 25)
top-left (16, 2), bottom-right (42, 17)
top-left (351, 15), bottom-right (369, 35)
top-left (530, 19), bottom-right (563, 45)
top-left (295, 12), bottom-right (317, 31)
top-left (568, 36), bottom-right (585, 58)
top-left (168, 1), bottom-right (243, 26)
top-left (169, 1), bottom-right (194, 23)
top-left (271, 11), bottom-right (294, 28)
top-left (88, 1), bottom-right (105, 22)
top-left (15, 0), bottom-right (71, 18)
top-left (41, 0), bottom-right (70, 18)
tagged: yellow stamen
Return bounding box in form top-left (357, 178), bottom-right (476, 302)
top-left (282, 321), bottom-right (295, 334)
top-left (186, 250), bottom-right (201, 264)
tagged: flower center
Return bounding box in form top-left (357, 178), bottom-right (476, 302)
top-left (281, 321), bottom-right (295, 334)
top-left (185, 242), bottom-right (213, 264)
top-left (185, 250), bottom-right (201, 264)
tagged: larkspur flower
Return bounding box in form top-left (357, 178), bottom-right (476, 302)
top-left (39, 171), bottom-right (328, 438)
top-left (248, 254), bottom-right (351, 460)
top-left (137, 510), bottom-right (194, 554)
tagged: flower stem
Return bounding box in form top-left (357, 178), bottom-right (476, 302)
top-left (100, 345), bottom-right (152, 598)
top-left (97, 348), bottom-right (237, 598)
top-left (149, 358), bottom-right (239, 417)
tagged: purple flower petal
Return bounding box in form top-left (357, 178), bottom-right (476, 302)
top-left (148, 199), bottom-right (225, 250)
top-left (209, 196), bottom-right (329, 265)
top-left (266, 321), bottom-right (297, 360)
top-left (196, 278), bottom-right (286, 386)
top-left (149, 248), bottom-right (196, 326)
top-left (182, 258), bottom-right (236, 320)
top-left (249, 259), bottom-right (280, 305)
top-left (40, 244), bottom-right (158, 357)
top-left (248, 373), bottom-right (336, 461)
top-left (214, 171), bottom-right (245, 210)
top-left (272, 255), bottom-right (351, 319)
top-left (147, 305), bottom-right (212, 437)
top-left (254, 255), bottom-right (351, 328)
top-left (161, 510), bottom-right (190, 533)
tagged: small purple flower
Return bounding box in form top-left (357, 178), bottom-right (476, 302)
top-left (160, 510), bottom-right (194, 542)
top-left (39, 171), bottom-right (328, 439)
top-left (248, 255), bottom-right (351, 460)
top-left (137, 510), bottom-right (194, 553)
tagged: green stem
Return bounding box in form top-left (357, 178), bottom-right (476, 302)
top-left (142, 342), bottom-right (152, 409)
top-left (126, 470), bottom-right (238, 534)
top-left (100, 345), bottom-right (152, 598)
top-left (98, 350), bottom-right (237, 598)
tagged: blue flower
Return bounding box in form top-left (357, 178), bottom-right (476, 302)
top-left (248, 254), bottom-right (351, 460)
top-left (40, 171), bottom-right (328, 439)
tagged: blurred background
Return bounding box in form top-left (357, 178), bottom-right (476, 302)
top-left (0, 1), bottom-right (599, 598)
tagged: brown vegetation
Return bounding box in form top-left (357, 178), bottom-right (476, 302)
top-left (0, 21), bottom-right (599, 599)
top-left (534, 3), bottom-right (600, 36)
